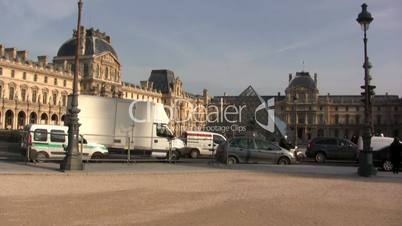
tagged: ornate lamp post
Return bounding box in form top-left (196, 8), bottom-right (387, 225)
top-left (60, 0), bottom-right (84, 171)
top-left (357, 3), bottom-right (377, 177)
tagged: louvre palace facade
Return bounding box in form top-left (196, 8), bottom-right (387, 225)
top-left (210, 72), bottom-right (402, 144)
top-left (0, 27), bottom-right (209, 135)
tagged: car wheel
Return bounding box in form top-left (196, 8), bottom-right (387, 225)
top-left (315, 152), bottom-right (326, 163)
top-left (227, 156), bottom-right (237, 165)
top-left (278, 157), bottom-right (290, 165)
top-left (382, 160), bottom-right (393, 171)
top-left (91, 153), bottom-right (103, 160)
top-left (36, 152), bottom-right (48, 163)
top-left (190, 149), bottom-right (199, 159)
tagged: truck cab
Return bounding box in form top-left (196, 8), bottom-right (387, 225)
top-left (182, 131), bottom-right (226, 159)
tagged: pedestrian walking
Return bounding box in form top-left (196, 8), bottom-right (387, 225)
top-left (390, 137), bottom-right (401, 174)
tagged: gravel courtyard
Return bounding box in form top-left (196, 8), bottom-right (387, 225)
top-left (1, 164), bottom-right (402, 226)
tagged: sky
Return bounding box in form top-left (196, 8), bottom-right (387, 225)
top-left (0, 0), bottom-right (401, 97)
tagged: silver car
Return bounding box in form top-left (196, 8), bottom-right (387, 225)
top-left (217, 136), bottom-right (296, 165)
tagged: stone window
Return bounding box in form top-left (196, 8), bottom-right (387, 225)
top-left (54, 78), bottom-right (58, 86)
top-left (63, 80), bottom-right (67, 87)
top-left (62, 95), bottom-right (67, 106)
top-left (53, 93), bottom-right (57, 105)
top-left (335, 114), bottom-right (339, 124)
top-left (377, 115), bottom-right (382, 125)
top-left (21, 89), bottom-right (26, 101)
top-left (84, 63), bottom-right (89, 78)
top-left (0, 67), bottom-right (2, 75)
top-left (105, 67), bottom-right (109, 80)
top-left (9, 87), bottom-right (15, 100)
top-left (32, 90), bottom-right (37, 103)
top-left (11, 70), bottom-right (15, 78)
top-left (43, 92), bottom-right (48, 104)
top-left (34, 74), bottom-right (38, 82)
top-left (23, 72), bottom-right (27, 80)
top-left (355, 115), bottom-right (360, 124)
top-left (44, 76), bottom-right (48, 83)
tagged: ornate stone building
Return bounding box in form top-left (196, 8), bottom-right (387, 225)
top-left (0, 27), bottom-right (208, 134)
top-left (210, 71), bottom-right (402, 144)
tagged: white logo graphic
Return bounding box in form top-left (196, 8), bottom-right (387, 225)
top-left (255, 97), bottom-right (275, 133)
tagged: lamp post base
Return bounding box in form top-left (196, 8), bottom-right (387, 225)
top-left (60, 154), bottom-right (84, 171)
top-left (357, 151), bottom-right (377, 177)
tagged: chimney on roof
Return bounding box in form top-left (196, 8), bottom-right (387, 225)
top-left (38, 55), bottom-right (48, 66)
top-left (17, 50), bottom-right (28, 62)
top-left (5, 48), bottom-right (16, 59)
top-left (0, 44), bottom-right (4, 57)
top-left (314, 73), bottom-right (318, 86)
top-left (289, 73), bottom-right (292, 83)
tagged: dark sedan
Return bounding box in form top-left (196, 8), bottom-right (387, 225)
top-left (216, 136), bottom-right (296, 165)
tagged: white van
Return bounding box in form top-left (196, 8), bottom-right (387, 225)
top-left (21, 124), bottom-right (109, 162)
top-left (357, 136), bottom-right (402, 171)
top-left (182, 131), bottom-right (226, 158)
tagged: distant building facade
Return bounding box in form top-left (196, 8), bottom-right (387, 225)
top-left (210, 72), bottom-right (402, 144)
top-left (0, 27), bottom-right (208, 135)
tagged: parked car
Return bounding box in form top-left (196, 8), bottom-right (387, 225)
top-left (216, 136), bottom-right (296, 165)
top-left (21, 124), bottom-right (109, 162)
top-left (306, 137), bottom-right (358, 163)
top-left (357, 136), bottom-right (402, 171)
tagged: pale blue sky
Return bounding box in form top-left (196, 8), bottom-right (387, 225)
top-left (0, 0), bottom-right (401, 96)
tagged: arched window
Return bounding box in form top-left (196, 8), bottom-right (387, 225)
top-left (30, 112), bottom-right (37, 124)
top-left (17, 111), bottom-right (26, 129)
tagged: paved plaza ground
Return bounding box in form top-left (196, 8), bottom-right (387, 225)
top-left (1, 160), bottom-right (402, 226)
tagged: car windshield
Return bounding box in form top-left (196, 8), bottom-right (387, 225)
top-left (255, 139), bottom-right (281, 150)
top-left (230, 138), bottom-right (254, 149)
top-left (213, 135), bottom-right (225, 145)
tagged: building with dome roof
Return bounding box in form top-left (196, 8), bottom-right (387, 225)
top-left (0, 27), bottom-right (209, 134)
top-left (210, 71), bottom-right (402, 145)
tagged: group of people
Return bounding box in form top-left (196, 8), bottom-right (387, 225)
top-left (390, 137), bottom-right (402, 174)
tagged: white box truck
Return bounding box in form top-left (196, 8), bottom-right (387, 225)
top-left (70, 95), bottom-right (185, 158)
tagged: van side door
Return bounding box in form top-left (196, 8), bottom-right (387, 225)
top-left (253, 139), bottom-right (279, 163)
top-left (338, 139), bottom-right (357, 160)
top-left (32, 129), bottom-right (48, 155)
top-left (49, 129), bottom-right (67, 158)
top-left (325, 138), bottom-right (339, 159)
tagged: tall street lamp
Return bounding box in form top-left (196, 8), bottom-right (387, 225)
top-left (357, 3), bottom-right (376, 177)
top-left (60, 0), bottom-right (84, 171)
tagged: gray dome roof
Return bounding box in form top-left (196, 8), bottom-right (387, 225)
top-left (57, 29), bottom-right (118, 59)
top-left (288, 72), bottom-right (316, 89)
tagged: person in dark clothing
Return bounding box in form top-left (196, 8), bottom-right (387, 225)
top-left (351, 135), bottom-right (358, 145)
top-left (390, 137), bottom-right (401, 174)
